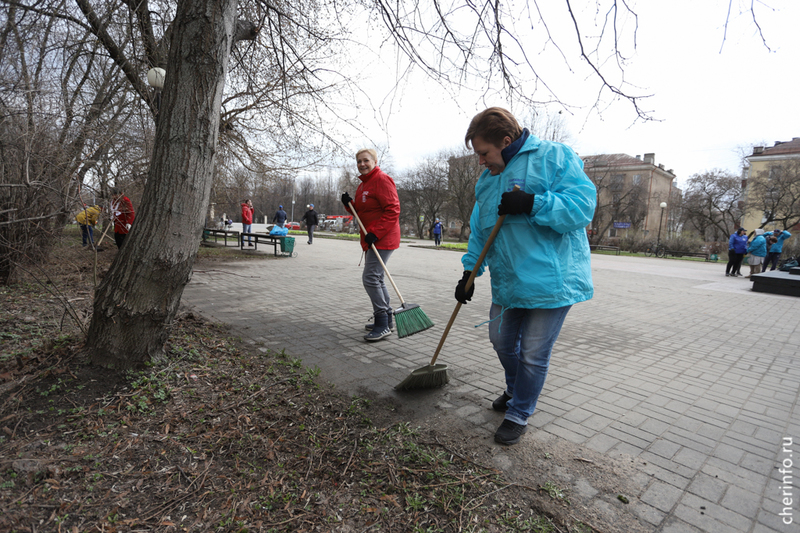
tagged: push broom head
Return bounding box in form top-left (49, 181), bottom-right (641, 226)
top-left (394, 303), bottom-right (434, 338)
top-left (395, 364), bottom-right (449, 391)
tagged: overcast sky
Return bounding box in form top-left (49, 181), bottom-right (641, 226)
top-left (347, 0), bottom-right (799, 188)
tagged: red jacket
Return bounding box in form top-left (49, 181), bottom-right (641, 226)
top-left (111, 195), bottom-right (135, 234)
top-left (241, 203), bottom-right (254, 225)
top-left (348, 166), bottom-right (400, 251)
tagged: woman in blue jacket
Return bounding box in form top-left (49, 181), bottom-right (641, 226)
top-left (763, 230), bottom-right (792, 271)
top-left (726, 228), bottom-right (748, 277)
top-left (455, 108), bottom-right (596, 445)
top-left (745, 229), bottom-right (767, 277)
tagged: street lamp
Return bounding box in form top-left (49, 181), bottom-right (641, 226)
top-left (147, 67), bottom-right (165, 112)
top-left (657, 201), bottom-right (668, 247)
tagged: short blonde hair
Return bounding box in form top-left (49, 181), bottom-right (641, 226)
top-left (355, 148), bottom-right (377, 162)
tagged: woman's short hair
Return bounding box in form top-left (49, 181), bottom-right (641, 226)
top-left (355, 148), bottom-right (377, 162)
top-left (464, 107), bottom-right (523, 148)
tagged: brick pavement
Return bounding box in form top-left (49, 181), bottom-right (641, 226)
top-left (183, 236), bottom-right (800, 532)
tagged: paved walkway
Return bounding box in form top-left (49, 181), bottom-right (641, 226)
top-left (182, 236), bottom-right (799, 533)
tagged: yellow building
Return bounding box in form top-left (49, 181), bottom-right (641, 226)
top-left (582, 153), bottom-right (677, 239)
top-left (741, 138), bottom-right (800, 232)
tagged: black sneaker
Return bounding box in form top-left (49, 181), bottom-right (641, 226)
top-left (492, 392), bottom-right (512, 412)
top-left (494, 420), bottom-right (528, 445)
top-left (364, 313), bottom-right (391, 342)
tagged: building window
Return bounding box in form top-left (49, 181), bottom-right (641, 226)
top-left (610, 174), bottom-right (624, 191)
top-left (632, 174), bottom-right (641, 186)
top-left (609, 228), bottom-right (618, 237)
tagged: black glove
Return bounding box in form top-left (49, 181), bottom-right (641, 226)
top-left (365, 232), bottom-right (378, 246)
top-left (498, 189), bottom-right (535, 216)
top-left (341, 192), bottom-right (353, 208)
top-left (454, 271), bottom-right (475, 304)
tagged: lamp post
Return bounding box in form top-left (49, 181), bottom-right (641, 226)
top-left (290, 178), bottom-right (296, 224)
top-left (656, 201), bottom-right (667, 247)
top-left (147, 67), bottom-right (165, 113)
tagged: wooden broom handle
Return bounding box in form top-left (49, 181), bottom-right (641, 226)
top-left (347, 200), bottom-right (406, 306)
top-left (429, 185), bottom-right (519, 365)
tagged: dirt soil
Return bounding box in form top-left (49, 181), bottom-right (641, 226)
top-left (0, 236), bottom-right (653, 532)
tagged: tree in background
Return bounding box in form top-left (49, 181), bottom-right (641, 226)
top-left (397, 156), bottom-right (450, 239)
top-left (0, 2), bottom-right (143, 283)
top-left (680, 170), bottom-right (744, 241)
top-left (746, 160), bottom-right (800, 231)
top-left (446, 150), bottom-right (481, 241)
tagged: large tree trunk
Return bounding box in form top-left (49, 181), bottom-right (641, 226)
top-left (85, 0), bottom-right (237, 369)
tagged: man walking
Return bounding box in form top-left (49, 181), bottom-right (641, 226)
top-left (272, 205), bottom-right (287, 228)
top-left (302, 204), bottom-right (319, 244)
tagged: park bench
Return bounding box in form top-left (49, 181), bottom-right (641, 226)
top-left (589, 245), bottom-right (620, 255)
top-left (665, 250), bottom-right (709, 261)
top-left (240, 233), bottom-right (296, 257)
top-left (240, 232), bottom-right (281, 255)
top-left (202, 228), bottom-right (240, 246)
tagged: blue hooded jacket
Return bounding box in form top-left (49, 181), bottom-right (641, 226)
top-left (769, 230), bottom-right (792, 253)
top-left (461, 134), bottom-right (596, 309)
top-left (747, 235), bottom-right (767, 257)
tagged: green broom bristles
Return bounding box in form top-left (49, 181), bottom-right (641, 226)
top-left (394, 304), bottom-right (434, 338)
top-left (395, 363), bottom-right (449, 391)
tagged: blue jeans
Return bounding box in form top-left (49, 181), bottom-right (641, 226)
top-left (242, 223), bottom-right (252, 243)
top-left (362, 248), bottom-right (393, 317)
top-left (488, 304), bottom-right (572, 426)
top-left (80, 224), bottom-right (94, 246)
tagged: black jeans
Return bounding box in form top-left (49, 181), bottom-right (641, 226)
top-left (726, 251), bottom-right (744, 275)
top-left (763, 252), bottom-right (780, 271)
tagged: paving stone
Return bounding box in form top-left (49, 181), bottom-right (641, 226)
top-left (641, 481), bottom-right (684, 512)
top-left (181, 240), bottom-right (800, 533)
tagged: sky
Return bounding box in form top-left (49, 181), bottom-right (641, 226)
top-left (347, 0), bottom-right (800, 189)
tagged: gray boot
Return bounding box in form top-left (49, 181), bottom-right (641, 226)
top-left (364, 312), bottom-right (391, 342)
top-left (365, 311), bottom-right (394, 331)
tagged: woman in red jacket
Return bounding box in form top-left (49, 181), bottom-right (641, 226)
top-left (342, 148), bottom-right (401, 342)
top-left (110, 188), bottom-right (135, 249)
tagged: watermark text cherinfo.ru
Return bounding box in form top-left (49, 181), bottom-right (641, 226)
top-left (779, 437), bottom-right (794, 525)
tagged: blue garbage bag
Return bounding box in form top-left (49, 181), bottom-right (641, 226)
top-left (270, 225), bottom-right (288, 236)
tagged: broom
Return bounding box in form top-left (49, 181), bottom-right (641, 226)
top-left (395, 186), bottom-right (516, 390)
top-left (348, 201), bottom-right (434, 338)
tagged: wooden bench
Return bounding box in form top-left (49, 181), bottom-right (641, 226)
top-left (665, 250), bottom-right (709, 261)
top-left (590, 245), bottom-right (620, 255)
top-left (202, 228), bottom-right (240, 246)
top-left (240, 232), bottom-right (282, 255)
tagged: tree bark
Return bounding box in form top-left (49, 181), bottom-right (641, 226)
top-left (84, 0), bottom-right (237, 369)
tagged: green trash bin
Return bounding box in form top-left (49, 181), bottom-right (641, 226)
top-left (280, 236), bottom-right (295, 254)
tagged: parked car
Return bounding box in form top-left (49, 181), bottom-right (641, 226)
top-left (285, 221), bottom-right (301, 230)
